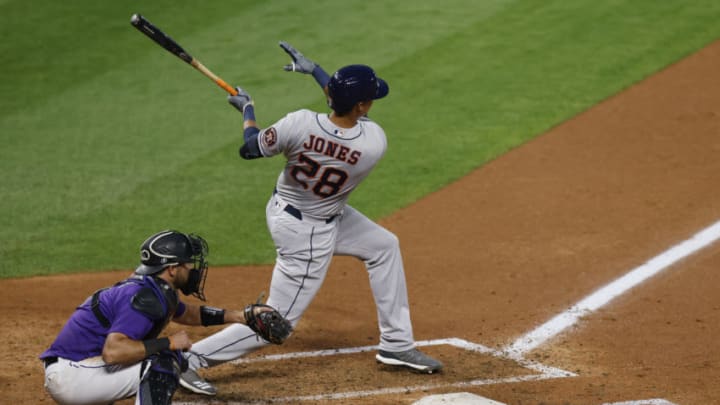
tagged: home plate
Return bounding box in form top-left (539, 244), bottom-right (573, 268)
top-left (413, 392), bottom-right (506, 404)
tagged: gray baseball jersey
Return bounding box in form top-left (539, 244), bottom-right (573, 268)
top-left (259, 110), bottom-right (386, 218)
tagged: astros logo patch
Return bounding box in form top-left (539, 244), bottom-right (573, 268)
top-left (263, 127), bottom-right (277, 147)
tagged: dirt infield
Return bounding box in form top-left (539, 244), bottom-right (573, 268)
top-left (4, 40), bottom-right (720, 404)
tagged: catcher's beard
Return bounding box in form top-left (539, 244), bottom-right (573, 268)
top-left (180, 268), bottom-right (206, 300)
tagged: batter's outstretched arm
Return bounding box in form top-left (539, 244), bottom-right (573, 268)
top-left (279, 41), bottom-right (330, 95)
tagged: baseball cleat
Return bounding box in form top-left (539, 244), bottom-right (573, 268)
top-left (376, 348), bottom-right (443, 373)
top-left (179, 368), bottom-right (217, 396)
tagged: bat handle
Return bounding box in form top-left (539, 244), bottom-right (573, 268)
top-left (191, 60), bottom-right (238, 96)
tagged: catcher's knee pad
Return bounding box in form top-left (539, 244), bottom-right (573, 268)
top-left (136, 351), bottom-right (184, 405)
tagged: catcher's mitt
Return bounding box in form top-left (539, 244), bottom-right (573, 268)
top-left (244, 299), bottom-right (292, 345)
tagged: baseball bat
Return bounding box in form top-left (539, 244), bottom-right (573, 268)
top-left (130, 13), bottom-right (238, 96)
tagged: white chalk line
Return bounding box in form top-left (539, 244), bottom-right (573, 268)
top-left (505, 218), bottom-right (720, 355)
top-left (173, 338), bottom-right (574, 404)
top-left (174, 376), bottom-right (555, 405)
top-left (174, 219), bottom-right (720, 404)
top-left (231, 337), bottom-right (574, 378)
top-left (601, 400), bottom-right (678, 405)
top-left (174, 374), bottom-right (551, 405)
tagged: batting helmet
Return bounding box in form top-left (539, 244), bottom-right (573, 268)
top-left (327, 64), bottom-right (389, 115)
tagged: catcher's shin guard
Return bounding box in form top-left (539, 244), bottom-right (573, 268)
top-left (136, 351), bottom-right (184, 405)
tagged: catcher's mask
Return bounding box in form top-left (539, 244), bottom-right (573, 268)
top-left (135, 230), bottom-right (209, 301)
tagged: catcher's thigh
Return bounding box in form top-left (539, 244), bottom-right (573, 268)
top-left (44, 357), bottom-right (140, 405)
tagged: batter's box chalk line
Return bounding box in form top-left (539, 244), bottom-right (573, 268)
top-left (173, 337), bottom-right (575, 404)
top-left (173, 220), bottom-right (720, 404)
top-left (601, 400), bottom-right (678, 405)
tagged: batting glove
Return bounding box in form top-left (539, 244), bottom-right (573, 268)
top-left (228, 87), bottom-right (254, 114)
top-left (279, 41), bottom-right (317, 74)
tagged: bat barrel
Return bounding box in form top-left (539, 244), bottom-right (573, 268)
top-left (131, 13), bottom-right (237, 95)
top-left (130, 13), bottom-right (193, 64)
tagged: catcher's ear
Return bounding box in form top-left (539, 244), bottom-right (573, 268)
top-left (165, 265), bottom-right (179, 277)
top-left (165, 263), bottom-right (188, 283)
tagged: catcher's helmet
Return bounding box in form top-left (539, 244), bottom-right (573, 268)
top-left (135, 230), bottom-right (208, 275)
top-left (327, 64), bottom-right (389, 115)
top-left (135, 230), bottom-right (210, 300)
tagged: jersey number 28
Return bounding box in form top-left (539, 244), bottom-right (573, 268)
top-left (291, 153), bottom-right (348, 198)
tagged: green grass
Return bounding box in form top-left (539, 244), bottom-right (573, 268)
top-left (1, 0), bottom-right (718, 277)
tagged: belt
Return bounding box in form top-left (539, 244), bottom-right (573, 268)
top-left (43, 357), bottom-right (58, 369)
top-left (273, 189), bottom-right (337, 224)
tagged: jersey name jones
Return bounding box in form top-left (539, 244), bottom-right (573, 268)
top-left (303, 135), bottom-right (361, 165)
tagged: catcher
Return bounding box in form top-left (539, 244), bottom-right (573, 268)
top-left (39, 230), bottom-right (291, 405)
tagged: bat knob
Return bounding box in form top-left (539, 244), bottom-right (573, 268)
top-left (130, 13), bottom-right (142, 26)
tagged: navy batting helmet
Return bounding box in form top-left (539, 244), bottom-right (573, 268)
top-left (327, 64), bottom-right (389, 115)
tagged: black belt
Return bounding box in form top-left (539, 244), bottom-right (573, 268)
top-left (43, 357), bottom-right (58, 368)
top-left (273, 189), bottom-right (336, 224)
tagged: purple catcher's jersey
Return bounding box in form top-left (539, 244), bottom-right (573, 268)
top-left (40, 276), bottom-right (186, 361)
top-left (257, 110), bottom-right (387, 219)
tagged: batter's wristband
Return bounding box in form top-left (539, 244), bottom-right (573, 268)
top-left (243, 104), bottom-right (256, 122)
top-left (200, 305), bottom-right (226, 326)
top-left (312, 66), bottom-right (330, 88)
top-left (143, 337), bottom-right (170, 356)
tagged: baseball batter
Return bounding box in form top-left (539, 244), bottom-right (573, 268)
top-left (180, 42), bottom-right (443, 396)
